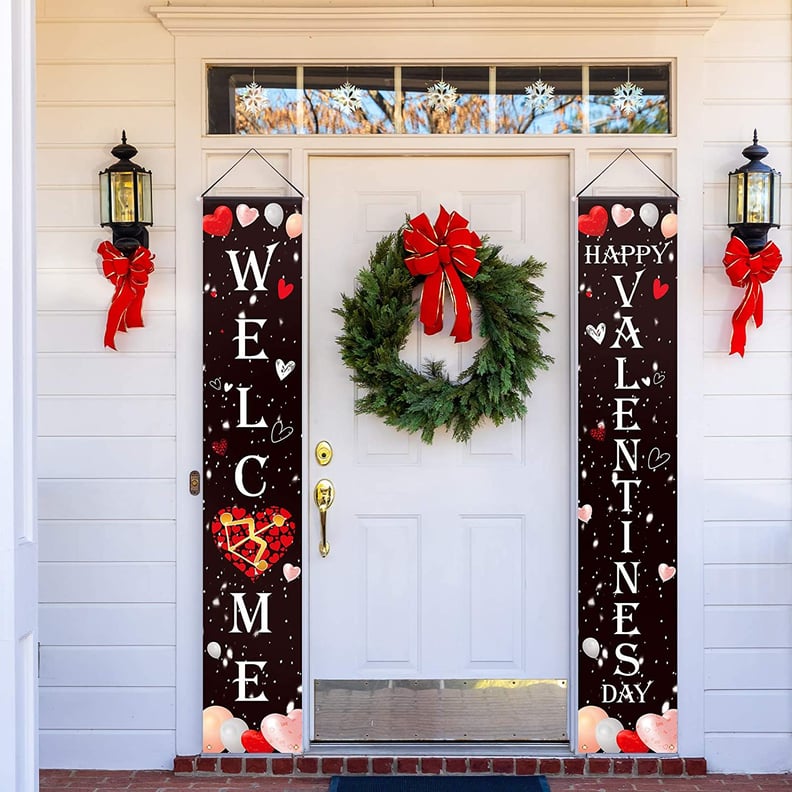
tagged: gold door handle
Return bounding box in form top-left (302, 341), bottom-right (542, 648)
top-left (314, 478), bottom-right (335, 558)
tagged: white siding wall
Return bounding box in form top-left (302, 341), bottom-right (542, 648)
top-left (701, 0), bottom-right (792, 774)
top-left (34, 0), bottom-right (792, 774)
top-left (36, 0), bottom-right (177, 769)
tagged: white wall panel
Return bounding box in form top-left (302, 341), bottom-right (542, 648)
top-left (705, 606), bottom-right (792, 649)
top-left (40, 646), bottom-right (175, 687)
top-left (39, 731), bottom-right (175, 771)
top-left (38, 356), bottom-right (175, 396)
top-left (706, 649), bottom-right (792, 689)
top-left (38, 64), bottom-right (174, 103)
top-left (39, 562), bottom-right (175, 603)
top-left (38, 312), bottom-right (176, 354)
top-left (704, 564), bottom-right (792, 606)
top-left (702, 396), bottom-right (792, 438)
top-left (39, 396), bottom-right (175, 436)
top-left (41, 687), bottom-right (175, 730)
top-left (703, 266), bottom-right (792, 312)
top-left (703, 481), bottom-right (792, 522)
top-left (39, 479), bottom-right (175, 521)
top-left (704, 522), bottom-right (792, 564)
top-left (704, 437), bottom-right (792, 479)
top-left (703, 354), bottom-right (792, 396)
top-left (704, 311), bottom-right (792, 354)
top-left (39, 521), bottom-right (175, 563)
top-left (705, 691), bottom-right (792, 733)
top-left (39, 604), bottom-right (175, 645)
top-left (705, 733), bottom-right (792, 775)
top-left (38, 436), bottom-right (175, 479)
top-left (37, 104), bottom-right (174, 146)
top-left (37, 228), bottom-right (176, 269)
top-left (36, 20), bottom-right (173, 61)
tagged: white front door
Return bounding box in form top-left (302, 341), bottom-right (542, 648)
top-left (307, 155), bottom-right (571, 742)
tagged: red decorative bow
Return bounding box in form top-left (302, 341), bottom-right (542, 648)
top-left (402, 206), bottom-right (482, 343)
top-left (97, 241), bottom-right (155, 350)
top-left (722, 237), bottom-right (782, 357)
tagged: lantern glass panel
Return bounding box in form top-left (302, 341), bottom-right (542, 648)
top-left (746, 172), bottom-right (771, 223)
top-left (99, 171), bottom-right (111, 225)
top-left (728, 171), bottom-right (744, 225)
top-left (110, 171), bottom-right (136, 223)
top-left (136, 171), bottom-right (153, 225)
top-left (771, 172), bottom-right (781, 226)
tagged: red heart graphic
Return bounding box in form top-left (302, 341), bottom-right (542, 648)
top-left (203, 205), bottom-right (233, 237)
top-left (211, 439), bottom-right (227, 457)
top-left (616, 729), bottom-right (649, 753)
top-left (589, 421), bottom-right (606, 441)
top-left (240, 729), bottom-right (273, 753)
top-left (653, 277), bottom-right (669, 300)
top-left (578, 205), bottom-right (608, 237)
top-left (211, 505), bottom-right (296, 579)
top-left (278, 278), bottom-right (294, 300)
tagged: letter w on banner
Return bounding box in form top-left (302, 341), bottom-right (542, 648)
top-left (202, 197), bottom-right (304, 754)
top-left (576, 197), bottom-right (678, 755)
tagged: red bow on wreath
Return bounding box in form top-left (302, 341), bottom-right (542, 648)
top-left (97, 241), bottom-right (155, 350)
top-left (722, 236), bottom-right (782, 357)
top-left (403, 206), bottom-right (482, 343)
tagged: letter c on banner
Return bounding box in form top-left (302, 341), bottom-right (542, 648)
top-left (235, 454), bottom-right (268, 497)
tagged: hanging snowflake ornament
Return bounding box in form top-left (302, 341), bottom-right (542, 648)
top-left (524, 78), bottom-right (555, 112)
top-left (426, 80), bottom-right (458, 113)
top-left (330, 81), bottom-right (364, 116)
top-left (612, 80), bottom-right (645, 115)
top-left (239, 81), bottom-right (269, 115)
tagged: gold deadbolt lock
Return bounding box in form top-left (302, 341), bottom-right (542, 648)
top-left (315, 440), bottom-right (333, 466)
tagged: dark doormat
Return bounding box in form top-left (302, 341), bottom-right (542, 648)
top-left (330, 776), bottom-right (551, 792)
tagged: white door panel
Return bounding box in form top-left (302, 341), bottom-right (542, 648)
top-left (308, 155), bottom-right (570, 716)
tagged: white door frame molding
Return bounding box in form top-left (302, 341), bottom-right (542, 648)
top-left (1, 0), bottom-right (38, 788)
top-left (158, 4), bottom-right (710, 758)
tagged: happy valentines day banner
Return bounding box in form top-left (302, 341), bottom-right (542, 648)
top-left (576, 197), bottom-right (678, 755)
top-left (202, 197), bottom-right (304, 755)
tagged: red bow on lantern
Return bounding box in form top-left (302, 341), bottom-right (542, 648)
top-left (722, 236), bottom-right (782, 357)
top-left (402, 206), bottom-right (482, 343)
top-left (97, 241), bottom-right (156, 350)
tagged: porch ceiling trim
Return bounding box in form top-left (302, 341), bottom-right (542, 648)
top-left (150, 4), bottom-right (725, 37)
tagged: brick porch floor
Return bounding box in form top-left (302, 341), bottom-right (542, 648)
top-left (40, 771), bottom-right (792, 791)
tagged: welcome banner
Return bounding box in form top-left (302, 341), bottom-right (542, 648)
top-left (576, 197), bottom-right (678, 755)
top-left (202, 196), bottom-right (304, 755)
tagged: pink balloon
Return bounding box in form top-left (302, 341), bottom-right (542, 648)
top-left (660, 211), bottom-right (677, 239)
top-left (578, 705), bottom-right (609, 752)
top-left (203, 705), bottom-right (234, 753)
top-left (285, 212), bottom-right (302, 239)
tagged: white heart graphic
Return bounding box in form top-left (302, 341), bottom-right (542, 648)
top-left (271, 419), bottom-right (294, 444)
top-left (236, 203), bottom-right (260, 228)
top-left (611, 204), bottom-right (635, 227)
top-left (283, 563), bottom-right (301, 582)
top-left (653, 372), bottom-right (666, 385)
top-left (577, 504), bottom-right (593, 523)
top-left (641, 377), bottom-right (651, 386)
top-left (261, 709), bottom-right (303, 754)
top-left (275, 359), bottom-right (296, 381)
top-left (223, 382), bottom-right (233, 393)
top-left (647, 447), bottom-right (671, 471)
top-left (209, 378), bottom-right (222, 391)
top-left (658, 563), bottom-right (676, 582)
top-left (586, 323), bottom-right (606, 345)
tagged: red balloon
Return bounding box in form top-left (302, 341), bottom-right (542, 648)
top-left (616, 729), bottom-right (649, 753)
top-left (240, 729), bottom-right (273, 753)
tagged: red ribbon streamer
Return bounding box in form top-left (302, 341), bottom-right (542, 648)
top-left (402, 206), bottom-right (481, 343)
top-left (97, 241), bottom-right (155, 350)
top-left (722, 237), bottom-right (782, 357)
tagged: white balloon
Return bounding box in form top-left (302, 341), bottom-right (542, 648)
top-left (264, 202), bottom-right (284, 228)
top-left (595, 717), bottom-right (624, 753)
top-left (220, 717), bottom-right (249, 753)
top-left (639, 202), bottom-right (659, 228)
top-left (206, 641), bottom-right (221, 660)
top-left (582, 637), bottom-right (600, 659)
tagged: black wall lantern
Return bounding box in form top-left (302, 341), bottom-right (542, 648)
top-left (99, 131), bottom-right (153, 255)
top-left (727, 130), bottom-right (781, 253)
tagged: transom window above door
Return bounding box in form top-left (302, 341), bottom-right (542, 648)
top-left (207, 64), bottom-right (671, 136)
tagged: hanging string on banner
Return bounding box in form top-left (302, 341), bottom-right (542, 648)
top-left (200, 148), bottom-right (306, 199)
top-left (575, 148), bottom-right (680, 199)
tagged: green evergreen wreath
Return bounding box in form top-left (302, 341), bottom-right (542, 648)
top-left (334, 228), bottom-right (553, 444)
